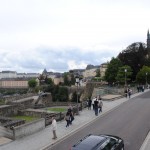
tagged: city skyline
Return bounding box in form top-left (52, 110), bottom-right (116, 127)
top-left (0, 0), bottom-right (150, 73)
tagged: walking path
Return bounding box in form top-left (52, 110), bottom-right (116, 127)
top-left (0, 90), bottom-right (150, 150)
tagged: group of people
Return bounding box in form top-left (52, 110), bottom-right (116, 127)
top-left (64, 105), bottom-right (74, 128)
top-left (51, 105), bottom-right (75, 140)
top-left (137, 85), bottom-right (146, 92)
top-left (124, 88), bottom-right (132, 98)
top-left (52, 97), bottom-right (103, 140)
top-left (87, 96), bottom-right (103, 116)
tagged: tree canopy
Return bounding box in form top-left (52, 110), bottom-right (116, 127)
top-left (116, 65), bottom-right (133, 85)
top-left (28, 79), bottom-right (37, 88)
top-left (104, 57), bottom-right (122, 84)
top-left (136, 66), bottom-right (150, 84)
top-left (118, 42), bottom-right (147, 80)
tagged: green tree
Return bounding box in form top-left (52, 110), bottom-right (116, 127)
top-left (95, 69), bottom-right (100, 77)
top-left (57, 87), bottom-right (69, 102)
top-left (105, 57), bottom-right (122, 84)
top-left (63, 73), bottom-right (70, 86)
top-left (71, 91), bottom-right (81, 103)
top-left (52, 85), bottom-right (59, 101)
top-left (136, 66), bottom-right (150, 84)
top-left (45, 78), bottom-right (54, 85)
top-left (38, 74), bottom-right (45, 85)
top-left (71, 91), bottom-right (77, 102)
top-left (118, 42), bottom-right (147, 80)
top-left (116, 65), bottom-right (132, 85)
top-left (28, 79), bottom-right (37, 88)
top-left (70, 74), bottom-right (76, 85)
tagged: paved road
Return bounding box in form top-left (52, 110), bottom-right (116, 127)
top-left (0, 90), bottom-right (149, 150)
top-left (49, 90), bottom-right (150, 150)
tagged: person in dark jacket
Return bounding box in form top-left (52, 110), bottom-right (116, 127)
top-left (88, 98), bottom-right (92, 110)
top-left (65, 111), bottom-right (70, 127)
top-left (94, 98), bottom-right (99, 116)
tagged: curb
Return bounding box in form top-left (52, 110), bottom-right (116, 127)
top-left (39, 90), bottom-right (150, 150)
top-left (41, 97), bottom-right (129, 150)
top-left (140, 131), bottom-right (150, 150)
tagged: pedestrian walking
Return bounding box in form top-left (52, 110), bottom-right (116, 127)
top-left (124, 88), bottom-right (128, 98)
top-left (137, 85), bottom-right (140, 93)
top-left (69, 111), bottom-right (74, 125)
top-left (88, 98), bottom-right (92, 110)
top-left (67, 104), bottom-right (74, 124)
top-left (68, 104), bottom-right (73, 113)
top-left (92, 97), bottom-right (96, 110)
top-left (65, 111), bottom-right (70, 127)
top-left (142, 85), bottom-right (145, 92)
top-left (51, 116), bottom-right (57, 139)
top-left (128, 88), bottom-right (132, 98)
top-left (94, 98), bottom-right (99, 116)
top-left (98, 99), bottom-right (103, 113)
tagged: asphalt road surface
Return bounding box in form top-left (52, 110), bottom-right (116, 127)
top-left (50, 91), bottom-right (150, 150)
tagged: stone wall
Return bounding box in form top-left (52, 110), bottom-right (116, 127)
top-left (35, 92), bottom-right (52, 106)
top-left (13, 118), bottom-right (45, 140)
top-left (0, 105), bottom-right (20, 117)
top-left (0, 126), bottom-right (13, 139)
top-left (4, 93), bottom-right (36, 104)
top-left (81, 82), bottom-right (103, 100)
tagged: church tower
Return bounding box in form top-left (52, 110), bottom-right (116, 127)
top-left (147, 29), bottom-right (150, 49)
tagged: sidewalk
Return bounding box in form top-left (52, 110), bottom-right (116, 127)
top-left (0, 90), bottom-right (149, 150)
top-left (140, 130), bottom-right (150, 150)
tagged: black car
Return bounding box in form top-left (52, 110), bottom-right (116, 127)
top-left (71, 134), bottom-right (124, 150)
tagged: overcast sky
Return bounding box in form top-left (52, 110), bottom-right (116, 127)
top-left (0, 0), bottom-right (150, 73)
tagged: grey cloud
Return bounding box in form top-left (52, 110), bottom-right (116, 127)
top-left (0, 46), bottom-right (117, 73)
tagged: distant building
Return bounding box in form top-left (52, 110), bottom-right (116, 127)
top-left (83, 68), bottom-right (97, 78)
top-left (25, 73), bottom-right (40, 78)
top-left (53, 76), bottom-right (64, 85)
top-left (100, 62), bottom-right (108, 77)
top-left (0, 78), bottom-right (28, 89)
top-left (69, 69), bottom-right (85, 77)
top-left (0, 71), bottom-right (39, 79)
top-left (17, 73), bottom-right (26, 78)
top-left (41, 69), bottom-right (64, 85)
top-left (17, 73), bottom-right (39, 78)
top-left (0, 71), bottom-right (17, 79)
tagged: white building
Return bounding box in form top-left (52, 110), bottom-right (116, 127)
top-left (17, 73), bottom-right (26, 78)
top-left (0, 71), bottom-right (17, 79)
top-left (25, 73), bottom-right (40, 78)
top-left (0, 71), bottom-right (40, 79)
top-left (17, 73), bottom-right (39, 78)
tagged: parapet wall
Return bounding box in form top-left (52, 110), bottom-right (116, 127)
top-left (4, 93), bottom-right (36, 103)
top-left (13, 118), bottom-right (45, 140)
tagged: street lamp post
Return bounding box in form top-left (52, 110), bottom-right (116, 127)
top-left (146, 72), bottom-right (148, 87)
top-left (75, 76), bottom-right (80, 115)
top-left (125, 69), bottom-right (127, 87)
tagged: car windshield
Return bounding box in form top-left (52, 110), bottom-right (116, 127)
top-left (100, 138), bottom-right (117, 150)
top-left (74, 135), bottom-right (106, 150)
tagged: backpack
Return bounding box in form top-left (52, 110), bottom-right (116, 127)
top-left (99, 101), bottom-right (103, 107)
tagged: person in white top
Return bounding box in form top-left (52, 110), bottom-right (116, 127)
top-left (51, 116), bottom-right (57, 139)
top-left (92, 97), bottom-right (96, 110)
top-left (98, 99), bottom-right (103, 113)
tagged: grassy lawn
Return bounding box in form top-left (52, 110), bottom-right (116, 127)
top-left (47, 107), bottom-right (67, 112)
top-left (12, 116), bottom-right (39, 123)
top-left (0, 99), bottom-right (5, 105)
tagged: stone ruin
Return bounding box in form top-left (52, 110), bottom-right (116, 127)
top-left (0, 92), bottom-right (53, 128)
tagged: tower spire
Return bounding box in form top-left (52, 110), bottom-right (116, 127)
top-left (147, 29), bottom-right (150, 48)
